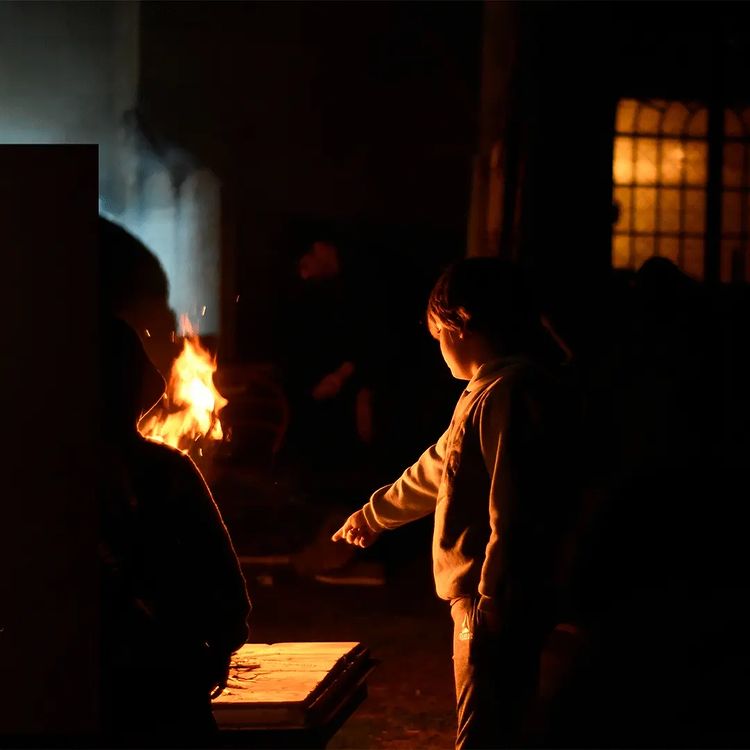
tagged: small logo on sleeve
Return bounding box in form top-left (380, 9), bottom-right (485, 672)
top-left (459, 614), bottom-right (473, 641)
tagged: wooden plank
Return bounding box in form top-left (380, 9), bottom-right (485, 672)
top-left (213, 642), bottom-right (372, 730)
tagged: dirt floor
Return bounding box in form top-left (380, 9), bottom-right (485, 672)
top-left (211, 449), bottom-right (460, 750)
top-left (241, 558), bottom-right (457, 750)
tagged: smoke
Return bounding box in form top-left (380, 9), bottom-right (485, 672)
top-left (101, 126), bottom-right (221, 334)
top-left (0, 0), bottom-right (221, 334)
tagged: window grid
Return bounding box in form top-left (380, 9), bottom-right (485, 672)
top-left (613, 99), bottom-right (707, 279)
top-left (721, 109), bottom-right (750, 282)
top-left (613, 99), bottom-right (750, 283)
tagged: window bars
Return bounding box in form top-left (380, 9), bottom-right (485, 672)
top-left (612, 99), bottom-right (750, 283)
top-left (721, 109), bottom-right (750, 282)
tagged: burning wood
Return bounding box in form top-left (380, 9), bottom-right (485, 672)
top-left (139, 315), bottom-right (227, 454)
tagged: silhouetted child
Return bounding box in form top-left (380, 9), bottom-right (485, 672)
top-left (333, 258), bottom-right (577, 749)
top-left (98, 317), bottom-right (251, 744)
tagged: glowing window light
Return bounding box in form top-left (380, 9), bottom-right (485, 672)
top-left (613, 100), bottom-right (750, 283)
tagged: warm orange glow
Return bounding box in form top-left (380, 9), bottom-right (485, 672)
top-left (612, 99), bottom-right (709, 279)
top-left (139, 315), bottom-right (227, 451)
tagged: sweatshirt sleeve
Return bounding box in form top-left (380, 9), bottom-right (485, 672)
top-left (361, 428), bottom-right (449, 530)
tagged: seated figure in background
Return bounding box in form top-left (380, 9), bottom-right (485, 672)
top-left (283, 237), bottom-right (374, 474)
top-left (280, 234), bottom-right (385, 584)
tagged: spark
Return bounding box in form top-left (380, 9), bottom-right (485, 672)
top-left (144, 328), bottom-right (151, 338)
top-left (201, 305), bottom-right (207, 317)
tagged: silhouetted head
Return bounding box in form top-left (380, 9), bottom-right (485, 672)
top-left (99, 216), bottom-right (178, 376)
top-left (634, 256), bottom-right (698, 316)
top-left (99, 216), bottom-right (169, 312)
top-left (427, 258), bottom-right (541, 355)
top-left (100, 317), bottom-right (165, 439)
top-left (636, 256), bottom-right (692, 292)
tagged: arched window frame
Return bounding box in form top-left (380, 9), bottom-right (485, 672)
top-left (612, 99), bottom-right (750, 283)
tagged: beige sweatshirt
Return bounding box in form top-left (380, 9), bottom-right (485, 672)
top-left (362, 356), bottom-right (568, 617)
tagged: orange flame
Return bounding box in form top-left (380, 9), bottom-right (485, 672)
top-left (139, 315), bottom-right (227, 451)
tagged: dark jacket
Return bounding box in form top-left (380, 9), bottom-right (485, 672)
top-left (98, 318), bottom-right (250, 734)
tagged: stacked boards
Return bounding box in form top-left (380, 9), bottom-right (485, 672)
top-left (213, 641), bottom-right (373, 742)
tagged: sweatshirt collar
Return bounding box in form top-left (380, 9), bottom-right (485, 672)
top-left (464, 355), bottom-right (528, 392)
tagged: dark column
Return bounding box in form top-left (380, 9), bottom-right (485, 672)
top-left (0, 146), bottom-right (99, 734)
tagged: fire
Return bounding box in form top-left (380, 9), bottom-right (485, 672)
top-left (139, 315), bottom-right (227, 452)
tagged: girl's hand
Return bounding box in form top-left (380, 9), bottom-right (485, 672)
top-left (331, 509), bottom-right (381, 548)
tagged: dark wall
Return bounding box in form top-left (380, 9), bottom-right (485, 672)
top-left (512, 1), bottom-right (750, 261)
top-left (515, 2), bottom-right (617, 278)
top-left (477, 1), bottom-right (750, 352)
top-left (137, 1), bottom-right (483, 360)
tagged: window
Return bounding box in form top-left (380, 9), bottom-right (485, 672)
top-left (612, 99), bottom-right (750, 283)
top-left (721, 109), bottom-right (750, 283)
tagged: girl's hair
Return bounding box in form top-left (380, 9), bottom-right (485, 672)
top-left (426, 258), bottom-right (541, 353)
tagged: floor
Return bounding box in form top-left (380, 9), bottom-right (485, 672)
top-left (212, 461), bottom-right (750, 750)
top-left (208, 444), bottom-right (461, 748)
top-left (240, 558), bottom-right (457, 750)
